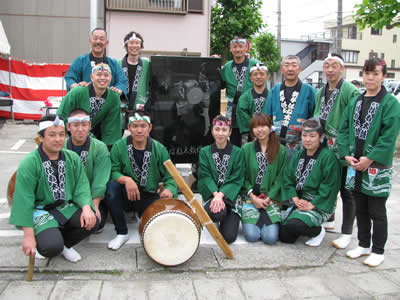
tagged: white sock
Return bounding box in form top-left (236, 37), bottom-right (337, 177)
top-left (35, 250), bottom-right (46, 260)
top-left (305, 227), bottom-right (326, 247)
top-left (61, 246), bottom-right (82, 263)
top-left (332, 234), bottom-right (352, 249)
top-left (108, 234), bottom-right (129, 250)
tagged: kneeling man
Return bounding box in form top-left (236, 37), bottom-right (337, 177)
top-left (106, 112), bottom-right (178, 250)
top-left (65, 109), bottom-right (111, 229)
top-left (9, 115), bottom-right (98, 262)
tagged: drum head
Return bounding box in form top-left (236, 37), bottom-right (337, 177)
top-left (142, 211), bottom-right (200, 266)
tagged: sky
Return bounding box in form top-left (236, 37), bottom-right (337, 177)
top-left (261, 0), bottom-right (363, 39)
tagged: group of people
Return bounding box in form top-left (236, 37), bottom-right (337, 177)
top-left (9, 29), bottom-right (400, 269)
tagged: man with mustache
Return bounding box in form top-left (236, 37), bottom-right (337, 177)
top-left (65, 28), bottom-right (127, 96)
top-left (9, 115), bottom-right (98, 263)
top-left (265, 55), bottom-right (316, 159)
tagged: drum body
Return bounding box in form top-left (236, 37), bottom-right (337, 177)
top-left (139, 198), bottom-right (201, 266)
top-left (7, 171), bottom-right (16, 208)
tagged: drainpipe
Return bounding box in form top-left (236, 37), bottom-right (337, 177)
top-left (90, 0), bottom-right (98, 32)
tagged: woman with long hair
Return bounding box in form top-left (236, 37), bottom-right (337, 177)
top-left (240, 113), bottom-right (287, 244)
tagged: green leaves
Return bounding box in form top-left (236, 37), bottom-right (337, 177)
top-left (355, 0), bottom-right (400, 30)
top-left (210, 0), bottom-right (264, 62)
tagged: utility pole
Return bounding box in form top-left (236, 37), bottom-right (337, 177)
top-left (336, 0), bottom-right (343, 55)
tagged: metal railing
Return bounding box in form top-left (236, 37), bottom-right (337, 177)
top-left (106, 0), bottom-right (188, 14)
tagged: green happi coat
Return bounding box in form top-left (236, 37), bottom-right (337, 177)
top-left (240, 143), bottom-right (287, 224)
top-left (9, 149), bottom-right (94, 235)
top-left (198, 144), bottom-right (244, 211)
top-left (65, 137), bottom-right (111, 199)
top-left (314, 80), bottom-right (360, 157)
top-left (57, 86), bottom-right (121, 146)
top-left (338, 93), bottom-right (400, 197)
top-left (118, 57), bottom-right (151, 109)
top-left (282, 147), bottom-right (341, 227)
top-left (110, 137), bottom-right (178, 197)
top-left (236, 88), bottom-right (269, 134)
top-left (221, 58), bottom-right (258, 128)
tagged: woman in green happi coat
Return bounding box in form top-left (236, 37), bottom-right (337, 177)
top-left (240, 113), bottom-right (287, 245)
top-left (280, 118), bottom-right (341, 247)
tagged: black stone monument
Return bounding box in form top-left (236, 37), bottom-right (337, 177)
top-left (147, 56), bottom-right (221, 164)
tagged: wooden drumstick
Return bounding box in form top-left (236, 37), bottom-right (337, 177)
top-left (26, 254), bottom-right (35, 281)
top-left (163, 160), bottom-right (234, 259)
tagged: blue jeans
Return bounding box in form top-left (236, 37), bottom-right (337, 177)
top-left (242, 223), bottom-right (279, 245)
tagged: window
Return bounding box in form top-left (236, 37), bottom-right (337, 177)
top-left (394, 34), bottom-right (397, 43)
top-left (391, 60), bottom-right (396, 68)
top-left (380, 53), bottom-right (385, 59)
top-left (387, 73), bottom-right (395, 78)
top-left (342, 50), bottom-right (359, 63)
top-left (188, 0), bottom-right (202, 12)
top-left (371, 27), bottom-right (382, 35)
top-left (106, 0), bottom-right (188, 14)
top-left (348, 25), bottom-right (357, 39)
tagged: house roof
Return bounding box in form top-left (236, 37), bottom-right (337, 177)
top-left (0, 20), bottom-right (11, 56)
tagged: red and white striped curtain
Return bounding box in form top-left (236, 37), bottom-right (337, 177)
top-left (0, 57), bottom-right (70, 120)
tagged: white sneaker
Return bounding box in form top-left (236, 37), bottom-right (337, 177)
top-left (108, 234), bottom-right (129, 250)
top-left (323, 221), bottom-right (335, 230)
top-left (363, 253), bottom-right (384, 267)
top-left (332, 234), bottom-right (352, 249)
top-left (346, 246), bottom-right (371, 259)
top-left (305, 227), bottom-right (326, 247)
top-left (61, 246), bottom-right (82, 263)
top-left (35, 250), bottom-right (46, 260)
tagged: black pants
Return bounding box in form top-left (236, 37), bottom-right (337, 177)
top-left (230, 128), bottom-right (241, 147)
top-left (204, 200), bottom-right (240, 244)
top-left (106, 181), bottom-right (159, 235)
top-left (36, 209), bottom-right (99, 258)
top-left (353, 191), bottom-right (388, 254)
top-left (279, 218), bottom-right (321, 244)
top-left (327, 167), bottom-right (356, 230)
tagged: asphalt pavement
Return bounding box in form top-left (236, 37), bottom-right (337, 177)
top-left (0, 120), bottom-right (399, 300)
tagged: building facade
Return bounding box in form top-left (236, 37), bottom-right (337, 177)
top-left (0, 0), bottom-right (211, 63)
top-left (325, 15), bottom-right (400, 82)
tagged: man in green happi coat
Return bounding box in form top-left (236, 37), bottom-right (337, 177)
top-left (314, 53), bottom-right (360, 248)
top-left (221, 36), bottom-right (259, 147)
top-left (106, 112), bottom-right (178, 250)
top-left (9, 115), bottom-right (98, 263)
top-left (338, 58), bottom-right (400, 267)
top-left (280, 118), bottom-right (341, 247)
top-left (118, 31), bottom-right (151, 129)
top-left (58, 63), bottom-right (122, 148)
top-left (64, 109), bottom-right (111, 230)
top-left (236, 62), bottom-right (269, 145)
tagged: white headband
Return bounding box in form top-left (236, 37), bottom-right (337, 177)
top-left (67, 115), bottom-right (90, 123)
top-left (324, 54), bottom-right (344, 66)
top-left (250, 63), bottom-right (268, 73)
top-left (129, 113), bottom-right (151, 124)
top-left (230, 38), bottom-right (247, 45)
top-left (39, 115), bottom-right (64, 132)
top-left (125, 33), bottom-right (142, 45)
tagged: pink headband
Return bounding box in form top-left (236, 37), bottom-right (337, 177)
top-left (212, 118), bottom-right (231, 127)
